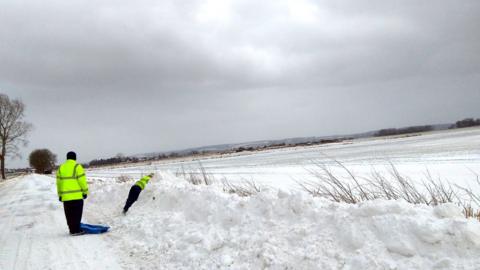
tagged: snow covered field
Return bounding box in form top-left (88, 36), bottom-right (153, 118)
top-left (89, 127), bottom-right (480, 190)
top-left (1, 127), bottom-right (480, 269)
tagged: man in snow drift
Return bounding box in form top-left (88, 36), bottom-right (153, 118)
top-left (56, 151), bottom-right (89, 236)
top-left (123, 173), bottom-right (154, 214)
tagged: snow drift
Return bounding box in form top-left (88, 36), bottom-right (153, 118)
top-left (85, 172), bottom-right (480, 270)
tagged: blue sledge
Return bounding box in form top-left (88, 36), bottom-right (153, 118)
top-left (80, 223), bottom-right (110, 234)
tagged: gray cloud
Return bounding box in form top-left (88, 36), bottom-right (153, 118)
top-left (1, 0), bottom-right (479, 167)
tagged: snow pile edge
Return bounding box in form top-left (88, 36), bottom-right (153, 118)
top-left (87, 172), bottom-right (480, 270)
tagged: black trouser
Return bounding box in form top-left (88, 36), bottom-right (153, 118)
top-left (123, 185), bottom-right (142, 212)
top-left (63, 199), bottom-right (84, 234)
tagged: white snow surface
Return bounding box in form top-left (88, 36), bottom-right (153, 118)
top-left (1, 127), bottom-right (480, 269)
top-left (2, 173), bottom-right (480, 269)
top-left (0, 174), bottom-right (121, 270)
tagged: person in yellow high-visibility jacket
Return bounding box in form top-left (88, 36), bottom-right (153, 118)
top-left (56, 151), bottom-right (89, 235)
top-left (123, 173), bottom-right (154, 214)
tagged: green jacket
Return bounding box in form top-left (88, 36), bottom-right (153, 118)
top-left (56, 160), bottom-right (89, 201)
top-left (135, 175), bottom-right (151, 190)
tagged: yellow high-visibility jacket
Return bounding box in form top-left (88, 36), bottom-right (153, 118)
top-left (135, 175), bottom-right (151, 190)
top-left (56, 160), bottom-right (89, 201)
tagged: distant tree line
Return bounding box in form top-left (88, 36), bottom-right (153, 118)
top-left (450, 118), bottom-right (480, 129)
top-left (89, 156), bottom-right (140, 167)
top-left (87, 151), bottom-right (203, 167)
top-left (374, 117), bottom-right (480, 137)
top-left (374, 125), bottom-right (434, 137)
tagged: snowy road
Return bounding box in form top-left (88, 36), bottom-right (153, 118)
top-left (0, 174), bottom-right (122, 270)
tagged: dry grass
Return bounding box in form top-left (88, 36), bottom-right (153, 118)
top-left (175, 158), bottom-right (480, 220)
top-left (222, 178), bottom-right (262, 197)
top-left (454, 173), bottom-right (480, 220)
top-left (176, 163), bottom-right (213, 185)
top-left (299, 160), bottom-right (480, 220)
top-left (462, 206), bottom-right (480, 221)
top-left (175, 163), bottom-right (263, 196)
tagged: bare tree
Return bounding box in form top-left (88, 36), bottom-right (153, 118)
top-left (0, 94), bottom-right (33, 179)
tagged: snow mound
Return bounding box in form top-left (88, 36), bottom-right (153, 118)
top-left (86, 172), bottom-right (480, 270)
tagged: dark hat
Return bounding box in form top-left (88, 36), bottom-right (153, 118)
top-left (66, 151), bottom-right (77, 160)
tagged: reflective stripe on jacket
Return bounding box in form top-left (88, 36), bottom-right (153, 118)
top-left (135, 175), bottom-right (151, 190)
top-left (56, 160), bottom-right (89, 202)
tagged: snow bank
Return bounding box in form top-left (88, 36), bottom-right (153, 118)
top-left (86, 172), bottom-right (480, 270)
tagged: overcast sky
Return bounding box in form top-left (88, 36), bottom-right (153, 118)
top-left (1, 0), bottom-right (479, 168)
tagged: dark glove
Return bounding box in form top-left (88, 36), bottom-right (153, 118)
top-left (83, 194), bottom-right (87, 199)
top-left (59, 197), bottom-right (62, 202)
